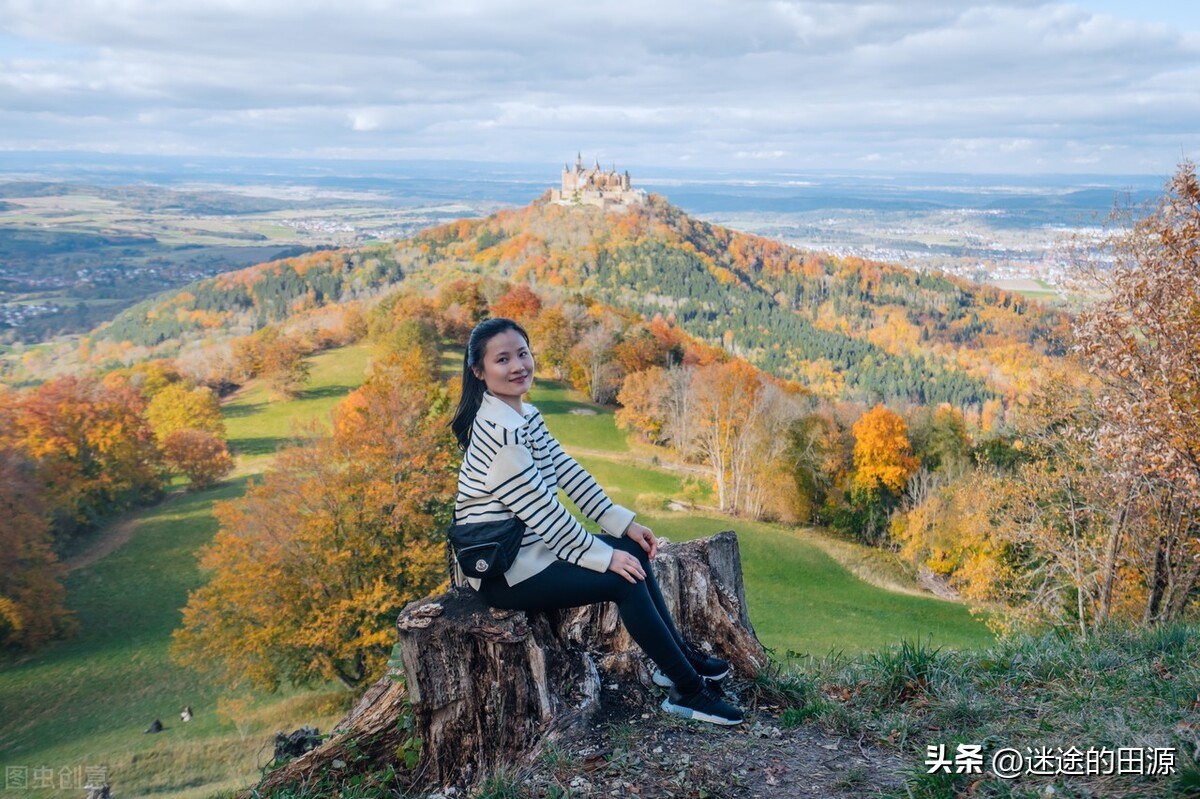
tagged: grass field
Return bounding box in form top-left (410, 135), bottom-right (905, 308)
top-left (0, 345), bottom-right (372, 799)
top-left (0, 341), bottom-right (992, 798)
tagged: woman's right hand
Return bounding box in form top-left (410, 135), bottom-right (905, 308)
top-left (608, 550), bottom-right (646, 584)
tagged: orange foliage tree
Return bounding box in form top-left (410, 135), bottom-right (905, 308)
top-left (490, 283), bottom-right (543, 327)
top-left (161, 429), bottom-right (234, 491)
top-left (852, 404), bottom-right (918, 495)
top-left (0, 446), bottom-right (76, 650)
top-left (10, 376), bottom-right (163, 542)
top-left (171, 353), bottom-right (457, 690)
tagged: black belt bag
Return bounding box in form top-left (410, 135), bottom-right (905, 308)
top-left (447, 516), bottom-right (524, 578)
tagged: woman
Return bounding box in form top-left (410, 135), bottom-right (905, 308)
top-left (449, 317), bottom-right (744, 726)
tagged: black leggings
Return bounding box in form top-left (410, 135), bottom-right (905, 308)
top-left (478, 535), bottom-right (703, 694)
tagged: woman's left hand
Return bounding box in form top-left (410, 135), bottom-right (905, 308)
top-left (625, 521), bottom-right (657, 560)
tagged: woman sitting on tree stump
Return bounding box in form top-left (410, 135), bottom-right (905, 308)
top-left (449, 317), bottom-right (744, 726)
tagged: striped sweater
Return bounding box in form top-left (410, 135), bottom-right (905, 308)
top-left (453, 390), bottom-right (636, 588)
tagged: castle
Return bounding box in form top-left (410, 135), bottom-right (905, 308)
top-left (555, 154), bottom-right (646, 209)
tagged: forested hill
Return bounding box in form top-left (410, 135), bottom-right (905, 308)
top-left (97, 191), bottom-right (1066, 405)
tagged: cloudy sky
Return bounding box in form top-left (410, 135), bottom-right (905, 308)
top-left (1, 0), bottom-right (1198, 174)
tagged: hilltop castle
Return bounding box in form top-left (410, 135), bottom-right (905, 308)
top-left (555, 154), bottom-right (646, 209)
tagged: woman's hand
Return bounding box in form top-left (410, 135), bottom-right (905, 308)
top-left (608, 550), bottom-right (646, 584)
top-left (625, 521), bottom-right (657, 560)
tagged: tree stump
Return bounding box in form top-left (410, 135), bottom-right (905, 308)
top-left (250, 530), bottom-right (766, 794)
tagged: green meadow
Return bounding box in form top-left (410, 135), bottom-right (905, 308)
top-left (0, 342), bottom-right (992, 798)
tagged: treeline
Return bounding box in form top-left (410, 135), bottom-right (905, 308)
top-left (96, 246), bottom-right (404, 346)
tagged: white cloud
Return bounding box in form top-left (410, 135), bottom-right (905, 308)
top-left (0, 0), bottom-right (1197, 172)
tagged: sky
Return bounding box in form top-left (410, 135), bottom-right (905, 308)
top-left (1, 0), bottom-right (1198, 175)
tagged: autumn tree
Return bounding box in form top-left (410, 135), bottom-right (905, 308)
top-left (908, 404), bottom-right (972, 475)
top-left (615, 366), bottom-right (670, 444)
top-left (260, 333), bottom-right (312, 399)
top-left (527, 304), bottom-right (578, 380)
top-left (612, 325), bottom-right (669, 375)
top-left (844, 403), bottom-right (918, 542)
top-left (171, 352), bottom-right (457, 691)
top-left (0, 446), bottom-right (76, 650)
top-left (107, 359), bottom-right (183, 401)
top-left (569, 322), bottom-right (623, 404)
top-left (435, 279), bottom-right (489, 343)
top-left (161, 429), bottom-right (234, 490)
top-left (369, 292), bottom-right (442, 378)
top-left (11, 376), bottom-right (163, 545)
top-left (1069, 160), bottom-right (1200, 624)
top-left (852, 404), bottom-right (919, 495)
top-left (736, 379), bottom-right (804, 520)
top-left (175, 341), bottom-right (240, 395)
top-left (232, 327), bottom-right (312, 398)
top-left (490, 283), bottom-right (542, 326)
top-left (146, 383), bottom-right (226, 440)
top-left (688, 360), bottom-right (763, 513)
top-left (786, 406), bottom-right (853, 524)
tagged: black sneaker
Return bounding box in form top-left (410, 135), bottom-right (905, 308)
top-left (652, 641), bottom-right (730, 687)
top-left (684, 641), bottom-right (730, 680)
top-left (661, 683), bottom-right (744, 726)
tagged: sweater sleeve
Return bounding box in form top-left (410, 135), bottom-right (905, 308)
top-left (535, 416), bottom-right (636, 537)
top-left (484, 441), bottom-right (615, 573)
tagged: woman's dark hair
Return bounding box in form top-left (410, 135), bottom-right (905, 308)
top-left (451, 317), bottom-right (531, 451)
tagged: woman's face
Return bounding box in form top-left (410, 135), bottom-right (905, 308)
top-left (473, 329), bottom-right (534, 407)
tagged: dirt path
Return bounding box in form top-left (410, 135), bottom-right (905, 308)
top-left (61, 489), bottom-right (187, 573)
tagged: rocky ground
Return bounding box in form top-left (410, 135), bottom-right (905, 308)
top-left (428, 681), bottom-right (911, 799)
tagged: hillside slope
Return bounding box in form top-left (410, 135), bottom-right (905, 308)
top-left (96, 193), bottom-right (1066, 405)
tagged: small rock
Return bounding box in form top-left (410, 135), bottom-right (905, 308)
top-left (749, 722), bottom-right (782, 738)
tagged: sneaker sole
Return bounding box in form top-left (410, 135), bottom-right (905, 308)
top-left (660, 696), bottom-right (742, 726)
top-left (652, 668), bottom-right (730, 688)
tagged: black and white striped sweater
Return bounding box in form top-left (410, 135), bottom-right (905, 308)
top-left (453, 390), bottom-right (636, 587)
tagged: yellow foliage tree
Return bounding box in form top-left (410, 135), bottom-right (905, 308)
top-left (145, 383), bottom-right (225, 440)
top-left (615, 366), bottom-right (669, 444)
top-left (171, 353), bottom-right (457, 690)
top-left (852, 404), bottom-right (918, 494)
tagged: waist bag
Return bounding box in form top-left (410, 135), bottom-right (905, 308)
top-left (447, 516), bottom-right (524, 578)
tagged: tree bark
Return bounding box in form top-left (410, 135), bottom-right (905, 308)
top-left (249, 530), bottom-right (766, 795)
